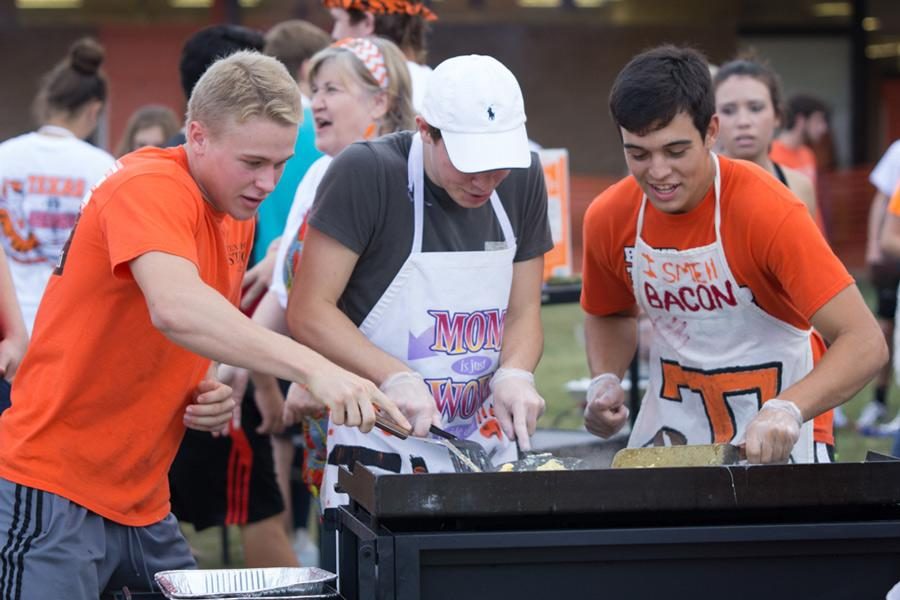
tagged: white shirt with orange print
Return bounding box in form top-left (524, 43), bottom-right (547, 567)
top-left (0, 128), bottom-right (114, 331)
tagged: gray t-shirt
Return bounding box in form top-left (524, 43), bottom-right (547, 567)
top-left (309, 131), bottom-right (553, 326)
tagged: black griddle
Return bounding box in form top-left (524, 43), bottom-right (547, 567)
top-left (333, 460), bottom-right (900, 600)
top-left (338, 460), bottom-right (900, 526)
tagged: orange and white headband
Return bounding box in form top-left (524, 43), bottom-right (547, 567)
top-left (323, 0), bottom-right (438, 21)
top-left (334, 37), bottom-right (390, 90)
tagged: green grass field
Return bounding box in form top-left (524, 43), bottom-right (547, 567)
top-left (186, 281), bottom-right (898, 567)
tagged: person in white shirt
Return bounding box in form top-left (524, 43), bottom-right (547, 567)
top-left (0, 37), bottom-right (115, 332)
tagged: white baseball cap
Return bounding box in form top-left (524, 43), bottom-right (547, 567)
top-left (420, 54), bottom-right (530, 173)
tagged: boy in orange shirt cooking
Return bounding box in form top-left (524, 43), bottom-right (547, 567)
top-left (581, 46), bottom-right (884, 464)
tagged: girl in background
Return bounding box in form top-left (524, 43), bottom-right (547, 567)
top-left (0, 37), bottom-right (114, 332)
top-left (714, 56), bottom-right (840, 430)
top-left (713, 56), bottom-right (818, 220)
top-left (325, 0), bottom-right (436, 111)
top-left (115, 104), bottom-right (180, 157)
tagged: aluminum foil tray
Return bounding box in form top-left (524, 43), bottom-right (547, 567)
top-left (168, 591), bottom-right (340, 600)
top-left (154, 568), bottom-right (337, 598)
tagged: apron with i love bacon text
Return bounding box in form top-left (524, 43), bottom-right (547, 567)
top-left (629, 153), bottom-right (815, 462)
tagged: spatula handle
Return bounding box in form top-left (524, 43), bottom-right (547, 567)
top-left (374, 414), bottom-right (411, 440)
top-left (428, 424), bottom-right (458, 440)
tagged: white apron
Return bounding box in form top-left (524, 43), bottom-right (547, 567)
top-left (321, 133), bottom-right (519, 508)
top-left (629, 153), bottom-right (815, 463)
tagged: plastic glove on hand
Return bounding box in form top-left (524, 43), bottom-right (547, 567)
top-left (744, 398), bottom-right (802, 464)
top-left (380, 371), bottom-right (440, 437)
top-left (583, 373), bottom-right (628, 439)
top-left (490, 368), bottom-right (545, 451)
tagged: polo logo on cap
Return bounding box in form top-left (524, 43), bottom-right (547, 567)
top-left (487, 106), bottom-right (495, 121)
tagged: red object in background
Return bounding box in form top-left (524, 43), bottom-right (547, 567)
top-left (568, 174), bottom-right (619, 274)
top-left (97, 25), bottom-right (196, 150)
top-left (818, 166), bottom-right (874, 272)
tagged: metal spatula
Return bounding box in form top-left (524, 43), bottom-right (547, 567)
top-left (374, 414), bottom-right (490, 473)
top-left (611, 443), bottom-right (746, 468)
top-left (426, 424), bottom-right (495, 472)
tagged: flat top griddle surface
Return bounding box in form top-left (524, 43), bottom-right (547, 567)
top-left (338, 461), bottom-right (900, 524)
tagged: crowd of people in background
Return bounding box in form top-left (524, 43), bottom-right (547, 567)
top-left (0, 2), bottom-right (898, 596)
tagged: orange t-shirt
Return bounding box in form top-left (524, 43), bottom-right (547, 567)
top-left (770, 139), bottom-right (818, 185)
top-left (581, 156), bottom-right (852, 445)
top-left (0, 146), bottom-right (254, 526)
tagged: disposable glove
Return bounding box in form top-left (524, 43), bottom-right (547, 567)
top-left (583, 373), bottom-right (629, 439)
top-left (744, 398), bottom-right (803, 464)
top-left (490, 368), bottom-right (546, 451)
top-left (380, 371), bottom-right (440, 437)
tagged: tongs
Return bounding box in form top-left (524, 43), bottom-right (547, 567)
top-left (374, 413), bottom-right (493, 473)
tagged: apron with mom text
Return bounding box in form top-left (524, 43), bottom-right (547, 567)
top-left (321, 133), bottom-right (519, 509)
top-left (629, 153), bottom-right (815, 463)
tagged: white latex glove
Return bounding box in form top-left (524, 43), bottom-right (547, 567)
top-left (489, 368), bottom-right (545, 451)
top-left (380, 371), bottom-right (440, 437)
top-left (744, 398), bottom-right (802, 464)
top-left (583, 373), bottom-right (629, 439)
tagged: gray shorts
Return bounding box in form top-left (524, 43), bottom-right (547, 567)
top-left (0, 477), bottom-right (195, 599)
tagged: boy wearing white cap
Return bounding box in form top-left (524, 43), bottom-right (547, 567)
top-left (287, 54), bottom-right (552, 508)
